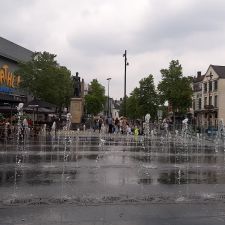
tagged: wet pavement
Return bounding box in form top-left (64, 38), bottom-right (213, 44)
top-left (1, 133), bottom-right (225, 224)
top-left (1, 203), bottom-right (225, 225)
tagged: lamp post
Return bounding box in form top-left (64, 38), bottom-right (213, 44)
top-left (107, 78), bottom-right (111, 117)
top-left (123, 50), bottom-right (129, 117)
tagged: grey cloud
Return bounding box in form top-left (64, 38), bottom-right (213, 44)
top-left (1, 0), bottom-right (225, 99)
top-left (130, 0), bottom-right (225, 54)
top-left (68, 33), bottom-right (129, 57)
top-left (66, 0), bottom-right (225, 58)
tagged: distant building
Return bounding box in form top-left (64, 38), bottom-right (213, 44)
top-left (103, 98), bottom-right (120, 119)
top-left (112, 99), bottom-right (121, 119)
top-left (192, 65), bottom-right (225, 129)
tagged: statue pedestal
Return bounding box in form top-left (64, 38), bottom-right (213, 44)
top-left (70, 98), bottom-right (83, 126)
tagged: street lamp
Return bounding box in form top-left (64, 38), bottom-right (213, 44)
top-left (107, 78), bottom-right (111, 117)
top-left (123, 50), bottom-right (129, 117)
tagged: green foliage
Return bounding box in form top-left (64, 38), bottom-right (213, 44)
top-left (85, 79), bottom-right (106, 116)
top-left (16, 52), bottom-right (73, 108)
top-left (138, 74), bottom-right (158, 119)
top-left (126, 74), bottom-right (158, 120)
top-left (119, 95), bottom-right (128, 117)
top-left (127, 88), bottom-right (140, 119)
top-left (0, 113), bottom-right (5, 121)
top-left (158, 60), bottom-right (193, 113)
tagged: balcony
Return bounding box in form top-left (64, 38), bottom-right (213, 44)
top-left (204, 105), bottom-right (214, 109)
top-left (193, 87), bottom-right (202, 92)
top-left (203, 105), bottom-right (218, 112)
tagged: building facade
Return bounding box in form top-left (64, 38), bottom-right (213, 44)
top-left (192, 65), bottom-right (225, 129)
top-left (0, 37), bottom-right (33, 114)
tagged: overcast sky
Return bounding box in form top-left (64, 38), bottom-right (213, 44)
top-left (1, 0), bottom-right (225, 99)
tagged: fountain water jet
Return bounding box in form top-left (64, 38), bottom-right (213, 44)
top-left (13, 103), bottom-right (24, 197)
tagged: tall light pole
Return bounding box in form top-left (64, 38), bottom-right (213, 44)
top-left (123, 50), bottom-right (129, 117)
top-left (107, 77), bottom-right (111, 117)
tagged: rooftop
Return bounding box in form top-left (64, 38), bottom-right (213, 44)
top-left (0, 36), bottom-right (33, 63)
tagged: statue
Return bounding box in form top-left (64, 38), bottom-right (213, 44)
top-left (73, 72), bottom-right (81, 97)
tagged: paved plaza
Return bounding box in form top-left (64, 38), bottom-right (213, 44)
top-left (0, 131), bottom-right (225, 224)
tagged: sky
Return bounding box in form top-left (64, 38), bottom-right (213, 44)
top-left (1, 0), bottom-right (225, 99)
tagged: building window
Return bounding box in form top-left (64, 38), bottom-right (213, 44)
top-left (214, 95), bottom-right (218, 107)
top-left (198, 98), bottom-right (201, 110)
top-left (194, 83), bottom-right (202, 92)
top-left (204, 83), bottom-right (207, 93)
top-left (204, 96), bottom-right (207, 106)
top-left (209, 96), bottom-right (212, 105)
top-left (209, 81), bottom-right (212, 92)
top-left (214, 80), bottom-right (218, 91)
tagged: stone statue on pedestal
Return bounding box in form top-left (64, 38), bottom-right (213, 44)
top-left (73, 72), bottom-right (81, 97)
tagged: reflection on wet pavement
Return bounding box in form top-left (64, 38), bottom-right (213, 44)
top-left (0, 134), bottom-right (225, 206)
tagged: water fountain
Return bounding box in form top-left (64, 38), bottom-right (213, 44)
top-left (13, 103), bottom-right (24, 197)
top-left (1, 110), bottom-right (225, 224)
top-left (22, 118), bottom-right (30, 143)
top-left (143, 113), bottom-right (151, 137)
top-left (181, 117), bottom-right (188, 137)
top-left (51, 121), bottom-right (56, 138)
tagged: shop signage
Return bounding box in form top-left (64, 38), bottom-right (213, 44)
top-left (0, 65), bottom-right (21, 93)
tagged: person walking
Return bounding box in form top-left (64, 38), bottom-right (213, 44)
top-left (98, 117), bottom-right (103, 133)
top-left (108, 116), bottom-right (113, 133)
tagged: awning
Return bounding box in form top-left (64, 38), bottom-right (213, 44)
top-left (0, 92), bottom-right (23, 103)
top-left (24, 107), bottom-right (56, 114)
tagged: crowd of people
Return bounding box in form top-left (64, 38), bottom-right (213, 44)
top-left (0, 115), bottom-right (34, 139)
top-left (0, 111), bottom-right (178, 139)
top-left (92, 116), bottom-right (142, 135)
top-left (90, 115), bottom-right (179, 136)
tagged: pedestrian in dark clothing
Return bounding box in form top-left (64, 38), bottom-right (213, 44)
top-left (98, 117), bottom-right (103, 133)
top-left (108, 117), bottom-right (113, 133)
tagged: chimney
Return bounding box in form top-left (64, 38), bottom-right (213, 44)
top-left (197, 71), bottom-right (201, 77)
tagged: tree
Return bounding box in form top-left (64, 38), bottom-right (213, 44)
top-left (138, 74), bottom-right (158, 120)
top-left (126, 88), bottom-right (141, 120)
top-left (16, 51), bottom-right (73, 109)
top-left (85, 79), bottom-right (106, 116)
top-left (124, 74), bottom-right (158, 121)
top-left (157, 60), bottom-right (193, 119)
top-left (119, 96), bottom-right (127, 117)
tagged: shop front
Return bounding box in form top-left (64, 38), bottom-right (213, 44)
top-left (0, 37), bottom-right (33, 122)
